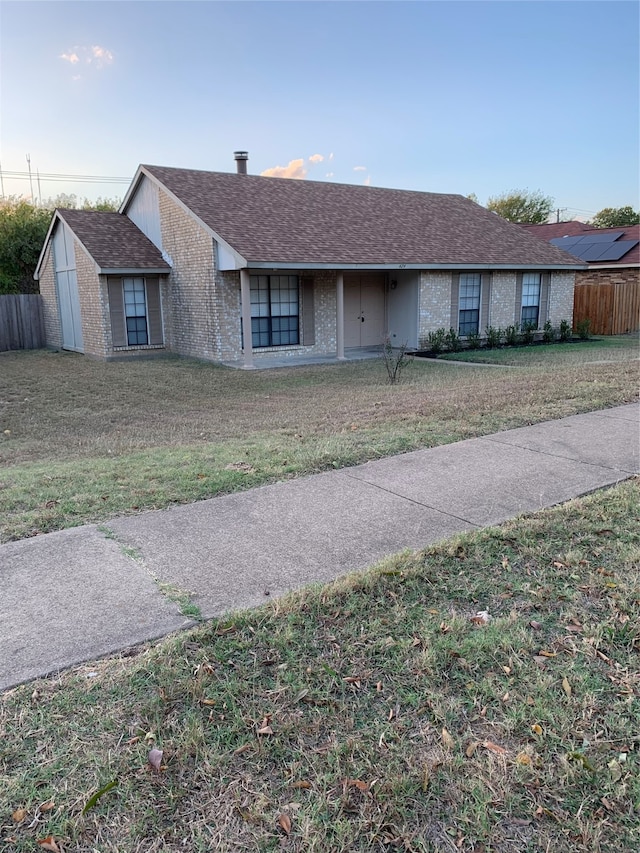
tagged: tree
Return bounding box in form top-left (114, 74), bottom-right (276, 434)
top-left (590, 206), bottom-right (640, 228)
top-left (486, 189), bottom-right (554, 224)
top-left (0, 198), bottom-right (52, 294)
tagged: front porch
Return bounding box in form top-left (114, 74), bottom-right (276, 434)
top-left (222, 345), bottom-right (384, 371)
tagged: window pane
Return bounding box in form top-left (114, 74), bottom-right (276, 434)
top-left (459, 309), bottom-right (479, 336)
top-left (248, 274), bottom-right (299, 346)
top-left (521, 306), bottom-right (539, 328)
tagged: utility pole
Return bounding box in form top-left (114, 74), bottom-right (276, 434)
top-left (556, 207), bottom-right (567, 223)
top-left (37, 169), bottom-right (42, 206)
top-left (26, 153), bottom-right (34, 203)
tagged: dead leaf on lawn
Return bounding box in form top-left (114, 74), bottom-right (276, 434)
top-left (12, 808), bottom-right (27, 823)
top-left (346, 778), bottom-right (369, 792)
top-left (531, 724), bottom-right (543, 735)
top-left (516, 751), bottom-right (532, 765)
top-left (562, 677), bottom-right (572, 697)
top-left (291, 780), bottom-right (312, 789)
top-left (470, 610), bottom-right (490, 625)
top-left (441, 728), bottom-right (455, 750)
top-left (148, 748), bottom-right (163, 771)
top-left (483, 740), bottom-right (506, 755)
top-left (37, 838), bottom-right (61, 853)
top-left (277, 812), bottom-right (292, 835)
top-left (538, 650), bottom-right (557, 658)
top-left (39, 801), bottom-right (55, 812)
top-left (466, 741), bottom-right (479, 758)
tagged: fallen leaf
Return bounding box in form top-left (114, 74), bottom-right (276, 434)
top-left (277, 813), bottom-right (292, 835)
top-left (441, 728), bottom-right (455, 750)
top-left (148, 748), bottom-right (163, 771)
top-left (82, 779), bottom-right (117, 814)
top-left (483, 740), bottom-right (506, 755)
top-left (346, 778), bottom-right (369, 792)
top-left (561, 677), bottom-right (572, 697)
top-left (257, 725), bottom-right (273, 736)
top-left (201, 698), bottom-right (216, 706)
top-left (531, 724), bottom-right (543, 735)
top-left (516, 751), bottom-right (532, 765)
top-left (529, 620), bottom-right (543, 631)
top-left (538, 650), bottom-right (557, 658)
top-left (291, 780), bottom-right (311, 789)
top-left (37, 838), bottom-right (61, 853)
top-left (12, 808), bottom-right (27, 823)
top-left (470, 610), bottom-right (490, 625)
top-left (465, 741), bottom-right (479, 758)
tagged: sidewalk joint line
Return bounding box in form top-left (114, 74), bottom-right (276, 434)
top-left (340, 471), bottom-right (480, 528)
top-left (480, 436), bottom-right (635, 473)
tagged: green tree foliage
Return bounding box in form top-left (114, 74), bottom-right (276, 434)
top-left (0, 198), bottom-right (52, 294)
top-left (0, 195), bottom-right (122, 294)
top-left (590, 206), bottom-right (640, 228)
top-left (486, 189), bottom-right (554, 224)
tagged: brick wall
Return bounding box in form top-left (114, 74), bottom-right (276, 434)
top-left (490, 272), bottom-right (518, 329)
top-left (74, 245), bottom-right (107, 358)
top-left (38, 243), bottom-right (62, 348)
top-left (577, 268), bottom-right (638, 287)
top-left (548, 271), bottom-right (575, 328)
top-left (417, 272), bottom-right (452, 344)
top-left (159, 190), bottom-right (221, 360)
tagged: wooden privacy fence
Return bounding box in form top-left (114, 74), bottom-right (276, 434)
top-left (0, 294), bottom-right (46, 351)
top-left (573, 280), bottom-right (640, 335)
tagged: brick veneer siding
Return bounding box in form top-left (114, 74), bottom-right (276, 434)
top-left (548, 271), bottom-right (575, 328)
top-left (577, 268), bottom-right (638, 287)
top-left (417, 269), bottom-right (575, 343)
top-left (38, 243), bottom-right (62, 348)
top-left (417, 272), bottom-right (453, 345)
top-left (159, 190), bottom-right (221, 360)
top-left (74, 244), bottom-right (107, 358)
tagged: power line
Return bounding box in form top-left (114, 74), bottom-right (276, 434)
top-left (3, 169), bottom-right (131, 185)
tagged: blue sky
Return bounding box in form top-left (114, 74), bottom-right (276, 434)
top-left (1, 0), bottom-right (638, 220)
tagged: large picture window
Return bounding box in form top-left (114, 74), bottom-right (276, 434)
top-left (250, 274), bottom-right (299, 347)
top-left (107, 276), bottom-right (163, 349)
top-left (458, 273), bottom-right (481, 336)
top-left (521, 273), bottom-right (541, 329)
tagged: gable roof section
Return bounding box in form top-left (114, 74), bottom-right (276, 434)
top-left (35, 209), bottom-right (171, 279)
top-left (522, 222), bottom-right (640, 267)
top-left (140, 165), bottom-right (582, 269)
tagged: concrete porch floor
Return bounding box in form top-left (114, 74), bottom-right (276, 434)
top-left (222, 346), bottom-right (384, 370)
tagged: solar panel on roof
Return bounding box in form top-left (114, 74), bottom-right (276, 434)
top-left (550, 237), bottom-right (582, 248)
top-left (592, 239), bottom-right (638, 262)
top-left (574, 231), bottom-right (624, 244)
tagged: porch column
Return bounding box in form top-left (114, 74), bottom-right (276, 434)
top-left (336, 271), bottom-right (345, 360)
top-left (240, 268), bottom-right (254, 369)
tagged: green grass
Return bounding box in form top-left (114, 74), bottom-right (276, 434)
top-left (439, 334), bottom-right (639, 365)
top-left (1, 338), bottom-right (638, 543)
top-left (1, 481), bottom-right (638, 852)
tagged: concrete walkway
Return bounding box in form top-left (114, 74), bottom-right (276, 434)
top-left (1, 404), bottom-right (638, 692)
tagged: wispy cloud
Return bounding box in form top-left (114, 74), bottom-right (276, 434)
top-left (308, 154), bottom-right (324, 164)
top-left (60, 44), bottom-right (114, 72)
top-left (353, 165), bottom-right (367, 172)
top-left (325, 172), bottom-right (335, 178)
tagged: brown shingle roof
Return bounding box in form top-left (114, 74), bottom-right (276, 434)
top-left (141, 165), bottom-right (580, 267)
top-left (57, 209), bottom-right (170, 272)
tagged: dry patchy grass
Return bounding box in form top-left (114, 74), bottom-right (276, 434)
top-left (1, 481), bottom-right (638, 852)
top-left (1, 338), bottom-right (638, 542)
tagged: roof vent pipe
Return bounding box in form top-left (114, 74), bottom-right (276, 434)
top-left (234, 151), bottom-right (248, 175)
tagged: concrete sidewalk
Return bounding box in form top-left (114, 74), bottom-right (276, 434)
top-left (1, 404), bottom-right (638, 692)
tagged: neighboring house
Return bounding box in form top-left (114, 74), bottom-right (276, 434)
top-left (522, 222), bottom-right (639, 334)
top-left (35, 153), bottom-right (583, 366)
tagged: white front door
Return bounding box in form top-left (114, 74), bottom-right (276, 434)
top-left (343, 273), bottom-right (386, 347)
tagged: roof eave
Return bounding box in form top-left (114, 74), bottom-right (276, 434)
top-left (98, 267), bottom-right (171, 276)
top-left (33, 210), bottom-right (60, 280)
top-left (243, 261), bottom-right (587, 271)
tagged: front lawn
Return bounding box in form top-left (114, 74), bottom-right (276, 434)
top-left (1, 337), bottom-right (638, 542)
top-left (1, 481), bottom-right (638, 852)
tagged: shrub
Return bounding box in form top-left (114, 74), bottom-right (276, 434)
top-left (445, 327), bottom-right (461, 352)
top-left (466, 331), bottom-right (481, 350)
top-left (521, 322), bottom-right (536, 345)
top-left (504, 325), bottom-right (518, 346)
top-left (542, 320), bottom-right (554, 343)
top-left (382, 336), bottom-right (411, 384)
top-left (427, 328), bottom-right (447, 355)
top-left (577, 318), bottom-right (592, 340)
top-left (559, 319), bottom-right (572, 342)
top-left (485, 326), bottom-right (502, 349)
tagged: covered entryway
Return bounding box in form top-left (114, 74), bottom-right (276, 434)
top-left (343, 272), bottom-right (386, 347)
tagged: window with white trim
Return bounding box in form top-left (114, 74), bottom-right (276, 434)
top-left (250, 274), bottom-right (299, 347)
top-left (458, 273), bottom-right (481, 335)
top-left (521, 273), bottom-right (541, 329)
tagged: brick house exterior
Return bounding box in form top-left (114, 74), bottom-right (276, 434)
top-left (35, 158), bottom-right (583, 366)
